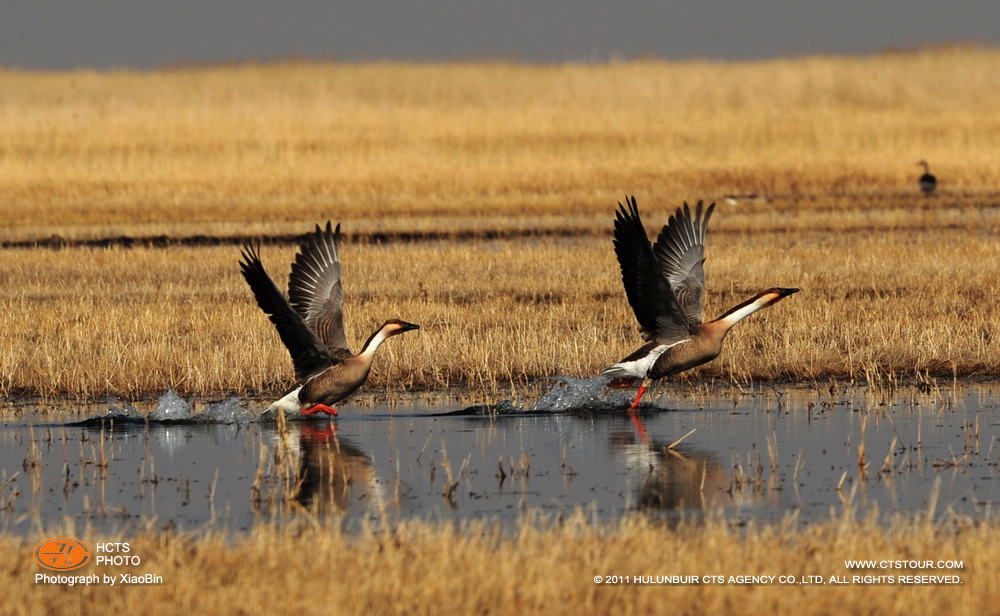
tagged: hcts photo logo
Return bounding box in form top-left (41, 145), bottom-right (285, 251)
top-left (33, 537), bottom-right (92, 571)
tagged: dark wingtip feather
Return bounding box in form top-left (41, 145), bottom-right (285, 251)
top-left (702, 201), bottom-right (715, 230)
top-left (238, 240), bottom-right (262, 274)
top-left (616, 194), bottom-right (641, 223)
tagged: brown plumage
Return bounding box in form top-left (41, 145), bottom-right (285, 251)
top-left (603, 196), bottom-right (798, 417)
top-left (239, 221), bottom-right (418, 416)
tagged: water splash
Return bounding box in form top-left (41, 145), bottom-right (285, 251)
top-left (101, 400), bottom-right (144, 422)
top-left (70, 391), bottom-right (255, 425)
top-left (75, 375), bottom-right (635, 425)
top-left (149, 389), bottom-right (193, 421)
top-left (530, 374), bottom-right (630, 412)
top-left (472, 375), bottom-right (633, 415)
top-left (198, 397), bottom-right (254, 424)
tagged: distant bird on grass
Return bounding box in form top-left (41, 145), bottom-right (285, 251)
top-left (240, 222), bottom-right (419, 416)
top-left (602, 196), bottom-right (798, 435)
top-left (917, 160), bottom-right (937, 195)
top-left (722, 191), bottom-right (765, 206)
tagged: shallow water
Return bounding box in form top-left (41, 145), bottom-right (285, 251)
top-left (1, 379), bottom-right (997, 535)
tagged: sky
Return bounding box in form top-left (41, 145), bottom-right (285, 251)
top-left (1, 1), bottom-right (997, 70)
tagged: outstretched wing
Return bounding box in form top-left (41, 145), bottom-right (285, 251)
top-left (239, 241), bottom-right (335, 380)
top-left (287, 221), bottom-right (351, 357)
top-left (652, 200), bottom-right (714, 324)
top-left (612, 196), bottom-right (694, 344)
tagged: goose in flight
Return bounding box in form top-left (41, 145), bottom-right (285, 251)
top-left (240, 222), bottom-right (418, 416)
top-left (602, 196), bottom-right (798, 423)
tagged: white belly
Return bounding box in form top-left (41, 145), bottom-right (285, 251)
top-left (602, 340), bottom-right (687, 378)
top-left (264, 385), bottom-right (303, 415)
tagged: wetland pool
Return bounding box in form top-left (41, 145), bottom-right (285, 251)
top-left (1, 379), bottom-right (998, 536)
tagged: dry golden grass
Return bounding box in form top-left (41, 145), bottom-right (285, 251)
top-left (0, 512), bottom-right (989, 615)
top-left (1, 46), bottom-right (998, 242)
top-left (1, 48), bottom-right (999, 398)
top-left (1, 218), bottom-right (998, 399)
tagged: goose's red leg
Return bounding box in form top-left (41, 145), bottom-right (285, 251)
top-left (301, 403), bottom-right (338, 416)
top-left (629, 378), bottom-right (651, 409)
top-left (627, 378), bottom-right (652, 442)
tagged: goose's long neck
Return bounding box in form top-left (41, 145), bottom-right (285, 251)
top-left (358, 325), bottom-right (393, 359)
top-left (920, 161), bottom-right (930, 173)
top-left (709, 294), bottom-right (776, 335)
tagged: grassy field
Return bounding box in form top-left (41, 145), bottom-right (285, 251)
top-left (1, 46), bottom-right (999, 242)
top-left (1, 227), bottom-right (999, 400)
top-left (2, 511), bottom-right (989, 615)
top-left (1, 47), bottom-right (999, 399)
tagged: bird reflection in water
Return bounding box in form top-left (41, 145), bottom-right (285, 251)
top-left (295, 423), bottom-right (380, 516)
top-left (607, 429), bottom-right (727, 512)
top-left (261, 422), bottom-right (380, 518)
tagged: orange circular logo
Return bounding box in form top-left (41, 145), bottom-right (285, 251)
top-left (33, 537), bottom-right (92, 571)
